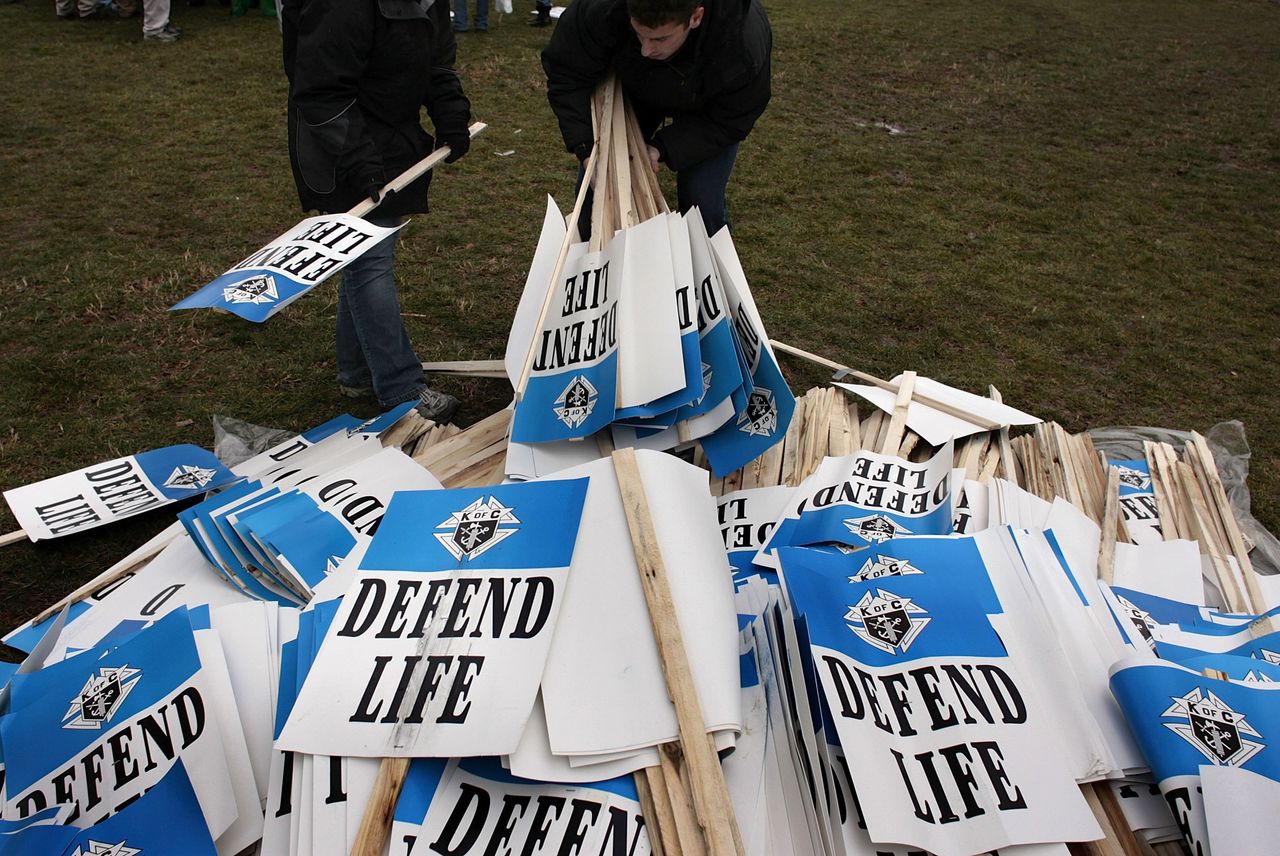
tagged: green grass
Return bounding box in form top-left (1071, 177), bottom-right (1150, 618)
top-left (1, 0), bottom-right (1278, 636)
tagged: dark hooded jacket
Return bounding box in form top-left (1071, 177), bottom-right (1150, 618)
top-left (541, 0), bottom-right (771, 172)
top-left (282, 0), bottom-right (471, 217)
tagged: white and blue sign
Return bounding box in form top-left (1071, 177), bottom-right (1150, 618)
top-left (759, 444), bottom-right (953, 566)
top-left (0, 610), bottom-right (236, 834)
top-left (278, 479), bottom-right (590, 759)
top-left (5, 445), bottom-right (237, 541)
top-left (170, 214), bottom-right (401, 323)
top-left (513, 245), bottom-right (621, 443)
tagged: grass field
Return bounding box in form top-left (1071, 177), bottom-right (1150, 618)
top-left (1, 0), bottom-right (1277, 637)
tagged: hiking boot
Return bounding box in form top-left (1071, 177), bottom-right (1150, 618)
top-left (414, 386), bottom-right (460, 425)
top-left (527, 6), bottom-right (550, 26)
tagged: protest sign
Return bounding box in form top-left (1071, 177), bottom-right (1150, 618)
top-left (614, 211), bottom-right (701, 421)
top-left (757, 442), bottom-right (954, 568)
top-left (512, 233), bottom-right (623, 443)
top-left (171, 124), bottom-right (484, 324)
top-left (4, 445), bottom-right (236, 542)
top-left (837, 375), bottom-right (1039, 447)
top-left (614, 212), bottom-right (685, 411)
top-left (51, 533), bottom-right (254, 660)
top-left (171, 214), bottom-right (402, 322)
top-left (697, 227), bottom-right (795, 476)
top-left (392, 757), bottom-right (650, 856)
top-left (278, 478), bottom-right (589, 757)
top-left (0, 611), bottom-right (247, 842)
top-left (1110, 658), bottom-right (1280, 855)
top-left (781, 545), bottom-right (1100, 855)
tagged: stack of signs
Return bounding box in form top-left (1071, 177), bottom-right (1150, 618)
top-left (180, 443), bottom-right (440, 605)
top-left (170, 214), bottom-right (402, 322)
top-left (3, 444), bottom-right (237, 541)
top-left (507, 198), bottom-right (794, 477)
top-left (0, 609), bottom-right (262, 855)
top-left (775, 540), bottom-right (1103, 854)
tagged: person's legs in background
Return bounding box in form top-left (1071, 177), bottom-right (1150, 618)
top-left (335, 222), bottom-right (428, 408)
top-left (675, 142), bottom-right (739, 236)
top-left (335, 218), bottom-right (460, 423)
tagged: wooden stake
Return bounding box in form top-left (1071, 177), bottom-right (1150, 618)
top-left (419, 358), bottom-right (507, 378)
top-left (771, 341), bottom-right (1003, 430)
top-left (348, 122), bottom-right (487, 218)
top-left (514, 137), bottom-right (602, 398)
top-left (635, 769), bottom-right (677, 856)
top-left (879, 371), bottom-right (916, 455)
top-left (989, 385), bottom-right (1016, 482)
top-left (350, 757), bottom-right (411, 856)
top-left (1188, 432), bottom-right (1264, 612)
top-left (1083, 781), bottom-right (1146, 856)
top-left (611, 449), bottom-right (744, 856)
top-left (1099, 466), bottom-right (1121, 586)
top-left (0, 529), bottom-right (28, 548)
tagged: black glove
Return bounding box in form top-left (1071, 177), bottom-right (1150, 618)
top-left (438, 131), bottom-right (471, 164)
top-left (573, 141), bottom-right (592, 163)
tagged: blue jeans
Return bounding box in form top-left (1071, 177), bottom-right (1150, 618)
top-left (575, 141), bottom-right (740, 239)
top-left (336, 218), bottom-right (426, 407)
top-left (453, 0), bottom-right (487, 30)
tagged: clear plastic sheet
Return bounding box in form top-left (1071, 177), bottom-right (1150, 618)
top-left (1088, 420), bottom-right (1280, 577)
top-left (211, 415), bottom-right (296, 470)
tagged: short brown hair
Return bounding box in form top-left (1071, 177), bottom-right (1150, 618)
top-left (626, 0), bottom-right (701, 28)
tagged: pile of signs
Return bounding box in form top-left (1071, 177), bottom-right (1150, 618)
top-left (5, 84), bottom-right (1280, 856)
top-left (505, 76), bottom-right (795, 480)
top-left (4, 368), bottom-right (1279, 855)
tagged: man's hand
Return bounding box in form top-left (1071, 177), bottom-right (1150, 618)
top-left (438, 131), bottom-right (471, 164)
top-left (646, 144), bottom-right (661, 173)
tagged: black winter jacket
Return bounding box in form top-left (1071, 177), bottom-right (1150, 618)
top-left (541, 0), bottom-right (771, 172)
top-left (282, 0), bottom-right (471, 217)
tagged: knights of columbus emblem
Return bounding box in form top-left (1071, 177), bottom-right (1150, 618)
top-left (849, 554), bottom-right (923, 583)
top-left (1114, 465), bottom-right (1151, 490)
top-left (692, 361), bottom-right (712, 406)
top-left (843, 514), bottom-right (911, 543)
top-left (62, 665), bottom-right (142, 730)
top-left (553, 376), bottom-right (598, 429)
top-left (846, 589), bottom-right (930, 655)
top-left (163, 464), bottom-right (218, 491)
top-left (223, 274), bottom-right (279, 305)
top-left (1115, 595), bottom-right (1157, 650)
top-left (435, 496), bottom-right (520, 561)
top-left (68, 841), bottom-right (142, 856)
top-left (1162, 687), bottom-right (1264, 766)
top-left (737, 388), bottom-right (778, 437)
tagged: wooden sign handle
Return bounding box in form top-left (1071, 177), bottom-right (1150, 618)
top-left (350, 756), bottom-right (411, 856)
top-left (771, 340), bottom-right (1003, 431)
top-left (611, 448), bottom-right (744, 856)
top-left (347, 121), bottom-right (488, 219)
top-left (0, 529), bottom-right (27, 548)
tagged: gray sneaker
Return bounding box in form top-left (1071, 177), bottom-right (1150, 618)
top-left (414, 386), bottom-right (460, 425)
top-left (144, 27), bottom-right (179, 40)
